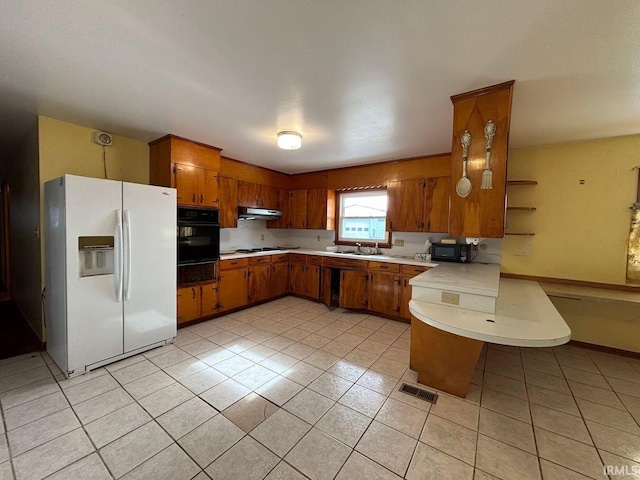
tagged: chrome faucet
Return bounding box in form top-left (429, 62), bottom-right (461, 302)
top-left (355, 243), bottom-right (362, 253)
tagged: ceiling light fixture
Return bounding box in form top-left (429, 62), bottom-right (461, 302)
top-left (277, 131), bottom-right (302, 150)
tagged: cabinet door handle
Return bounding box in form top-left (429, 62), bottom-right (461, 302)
top-left (191, 288), bottom-right (196, 299)
top-left (380, 265), bottom-right (388, 269)
top-left (200, 194), bottom-right (203, 204)
top-left (192, 193), bottom-right (196, 203)
top-left (389, 221), bottom-right (393, 230)
top-left (230, 261), bottom-right (238, 265)
top-left (244, 270), bottom-right (247, 278)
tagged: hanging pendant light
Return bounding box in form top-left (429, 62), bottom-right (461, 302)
top-left (277, 131), bottom-right (302, 150)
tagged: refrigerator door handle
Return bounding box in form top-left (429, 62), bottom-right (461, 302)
top-left (124, 209), bottom-right (132, 300)
top-left (115, 209), bottom-right (124, 302)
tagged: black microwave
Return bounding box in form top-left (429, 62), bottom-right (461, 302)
top-left (431, 243), bottom-right (471, 263)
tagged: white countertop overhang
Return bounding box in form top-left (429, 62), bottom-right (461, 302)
top-left (409, 278), bottom-right (571, 347)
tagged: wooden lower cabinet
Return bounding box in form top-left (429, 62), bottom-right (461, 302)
top-left (399, 276), bottom-right (413, 320)
top-left (289, 261), bottom-right (306, 296)
top-left (369, 272), bottom-right (401, 317)
top-left (218, 267), bottom-right (248, 312)
top-left (339, 270), bottom-right (368, 309)
top-left (179, 254), bottom-right (429, 328)
top-left (305, 264), bottom-right (321, 299)
top-left (248, 264), bottom-right (271, 303)
top-left (271, 262), bottom-right (289, 297)
top-left (177, 286), bottom-right (200, 325)
top-left (200, 281), bottom-right (219, 318)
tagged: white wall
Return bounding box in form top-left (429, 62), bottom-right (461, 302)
top-left (221, 221), bottom-right (502, 264)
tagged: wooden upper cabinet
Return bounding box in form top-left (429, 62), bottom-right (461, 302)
top-left (149, 135), bottom-right (222, 207)
top-left (237, 181), bottom-right (261, 208)
top-left (219, 177), bottom-right (238, 228)
top-left (261, 185), bottom-right (279, 209)
top-left (288, 190), bottom-right (308, 229)
top-left (424, 176), bottom-right (450, 233)
top-left (198, 169), bottom-right (219, 207)
top-left (173, 163), bottom-right (199, 206)
top-left (237, 182), bottom-right (280, 210)
top-left (386, 179), bottom-right (424, 232)
top-left (306, 188), bottom-right (335, 230)
top-left (449, 81), bottom-right (514, 238)
top-left (267, 189), bottom-right (289, 229)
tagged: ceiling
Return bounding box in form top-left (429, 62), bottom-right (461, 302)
top-left (1, 1), bottom-right (639, 173)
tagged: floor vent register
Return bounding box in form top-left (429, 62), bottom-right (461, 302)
top-left (398, 383), bottom-right (439, 404)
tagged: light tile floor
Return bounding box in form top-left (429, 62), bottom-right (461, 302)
top-left (0, 296), bottom-right (639, 479)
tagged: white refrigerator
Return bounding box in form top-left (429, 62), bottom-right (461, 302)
top-left (45, 174), bottom-right (177, 377)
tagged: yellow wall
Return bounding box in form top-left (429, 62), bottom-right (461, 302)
top-left (38, 117), bottom-right (150, 335)
top-left (502, 134), bottom-right (640, 285)
top-left (550, 297), bottom-right (640, 353)
top-left (38, 116), bottom-right (149, 186)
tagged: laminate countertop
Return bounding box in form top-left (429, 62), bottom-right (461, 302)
top-left (409, 277), bottom-right (571, 347)
top-left (219, 248), bottom-right (439, 268)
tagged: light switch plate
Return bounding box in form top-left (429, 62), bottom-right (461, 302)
top-left (394, 239), bottom-right (404, 247)
top-left (441, 292), bottom-right (460, 305)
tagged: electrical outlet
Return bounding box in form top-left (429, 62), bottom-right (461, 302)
top-left (260, 234), bottom-right (264, 241)
top-left (441, 292), bottom-right (460, 305)
top-left (479, 243), bottom-right (488, 251)
top-left (394, 239), bottom-right (404, 247)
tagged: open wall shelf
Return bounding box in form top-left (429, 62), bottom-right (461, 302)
top-left (506, 180), bottom-right (537, 236)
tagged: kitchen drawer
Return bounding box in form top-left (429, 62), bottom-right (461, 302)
top-left (271, 253), bottom-right (289, 263)
top-left (219, 258), bottom-right (249, 270)
top-left (368, 261), bottom-right (400, 273)
top-left (306, 255), bottom-right (324, 265)
top-left (249, 256), bottom-right (272, 265)
top-left (401, 264), bottom-right (431, 275)
top-left (322, 256), bottom-right (368, 270)
top-left (290, 253), bottom-right (307, 263)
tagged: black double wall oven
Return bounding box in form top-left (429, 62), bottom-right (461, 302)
top-left (177, 207), bottom-right (220, 266)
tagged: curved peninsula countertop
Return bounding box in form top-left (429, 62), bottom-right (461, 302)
top-left (409, 278), bottom-right (571, 347)
top-left (407, 263), bottom-right (571, 397)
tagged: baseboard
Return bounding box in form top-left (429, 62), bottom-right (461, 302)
top-left (568, 340), bottom-right (640, 360)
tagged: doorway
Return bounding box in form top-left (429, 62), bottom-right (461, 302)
top-left (0, 181), bottom-right (9, 297)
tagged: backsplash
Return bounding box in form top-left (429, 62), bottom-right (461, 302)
top-left (220, 221), bottom-right (502, 264)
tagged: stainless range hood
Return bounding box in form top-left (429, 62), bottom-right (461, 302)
top-left (238, 206), bottom-right (283, 221)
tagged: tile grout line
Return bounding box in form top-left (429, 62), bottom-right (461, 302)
top-left (0, 375), bottom-right (19, 480)
top-left (553, 345), bottom-right (611, 479)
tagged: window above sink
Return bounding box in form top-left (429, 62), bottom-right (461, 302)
top-left (336, 189), bottom-right (392, 248)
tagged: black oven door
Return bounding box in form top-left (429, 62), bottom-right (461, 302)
top-left (177, 208), bottom-right (220, 265)
top-left (177, 222), bottom-right (220, 265)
